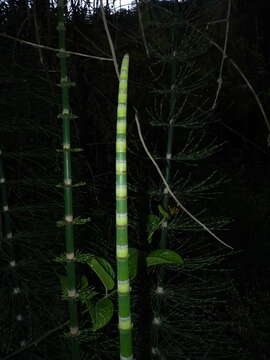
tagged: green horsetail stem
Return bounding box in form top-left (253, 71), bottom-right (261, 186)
top-left (151, 49), bottom-right (177, 358)
top-left (116, 54), bottom-right (133, 360)
top-left (0, 150), bottom-right (28, 347)
top-left (0, 150), bottom-right (12, 245)
top-left (57, 0), bottom-right (80, 358)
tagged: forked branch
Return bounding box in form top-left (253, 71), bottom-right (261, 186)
top-left (212, 0), bottom-right (231, 110)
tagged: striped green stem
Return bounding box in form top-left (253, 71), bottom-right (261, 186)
top-left (57, 1), bottom-right (80, 358)
top-left (116, 54), bottom-right (133, 360)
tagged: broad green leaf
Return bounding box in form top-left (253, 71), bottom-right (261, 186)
top-left (96, 256), bottom-right (115, 280)
top-left (87, 257), bottom-right (115, 291)
top-left (79, 287), bottom-right (98, 308)
top-left (158, 205), bottom-right (169, 219)
top-left (128, 248), bottom-right (138, 280)
top-left (146, 249), bottom-right (184, 267)
top-left (88, 297), bottom-right (114, 331)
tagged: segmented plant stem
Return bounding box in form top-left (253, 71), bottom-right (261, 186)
top-left (159, 58), bottom-right (177, 250)
top-left (0, 149), bottom-right (27, 347)
top-left (57, 1), bottom-right (80, 358)
top-left (0, 150), bottom-right (12, 246)
top-left (152, 10), bottom-right (178, 356)
top-left (116, 54), bottom-right (133, 360)
top-left (160, 4), bottom-right (177, 249)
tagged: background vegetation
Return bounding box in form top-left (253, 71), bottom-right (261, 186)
top-left (0, 0), bottom-right (269, 359)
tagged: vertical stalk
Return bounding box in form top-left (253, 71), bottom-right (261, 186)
top-left (0, 150), bottom-right (12, 248)
top-left (151, 3), bottom-right (177, 357)
top-left (159, 57), bottom-right (177, 249)
top-left (151, 58), bottom-right (177, 360)
top-left (116, 54), bottom-right (133, 360)
top-left (0, 149), bottom-right (27, 347)
top-left (57, 1), bottom-right (80, 358)
top-left (159, 1), bottom-right (177, 250)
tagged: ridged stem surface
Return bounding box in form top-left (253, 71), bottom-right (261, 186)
top-left (0, 149), bottom-right (27, 345)
top-left (116, 54), bottom-right (133, 360)
top-left (152, 5), bottom-right (178, 356)
top-left (57, 1), bottom-right (80, 358)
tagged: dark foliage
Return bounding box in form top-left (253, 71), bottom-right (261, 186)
top-left (0, 0), bottom-right (269, 359)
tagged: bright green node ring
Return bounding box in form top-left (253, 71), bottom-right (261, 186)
top-left (120, 356), bottom-right (133, 360)
top-left (117, 106), bottom-right (127, 118)
top-left (117, 120), bottom-right (126, 134)
top-left (116, 54), bottom-right (132, 359)
top-left (119, 318), bottom-right (132, 331)
top-left (116, 214), bottom-right (128, 226)
top-left (117, 246), bottom-right (128, 258)
top-left (118, 93), bottom-right (128, 104)
top-left (116, 139), bottom-right (126, 152)
top-left (120, 72), bottom-right (128, 80)
top-left (116, 160), bottom-right (127, 173)
top-left (118, 281), bottom-right (129, 293)
top-left (119, 80), bottom-right (128, 90)
top-left (116, 185), bottom-right (127, 197)
top-left (121, 64), bottom-right (128, 70)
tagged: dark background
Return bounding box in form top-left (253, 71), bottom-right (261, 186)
top-left (0, 0), bottom-right (269, 359)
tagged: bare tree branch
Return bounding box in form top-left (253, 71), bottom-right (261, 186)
top-left (99, 0), bottom-right (120, 78)
top-left (0, 32), bottom-right (113, 61)
top-left (212, 0), bottom-right (231, 110)
top-left (186, 22), bottom-right (270, 137)
top-left (135, 0), bottom-right (150, 58)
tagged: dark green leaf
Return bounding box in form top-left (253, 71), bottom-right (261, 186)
top-left (147, 214), bottom-right (161, 243)
top-left (96, 256), bottom-right (115, 280)
top-left (79, 287), bottom-right (98, 307)
top-left (146, 249), bottom-right (184, 267)
top-left (147, 214), bottom-right (160, 233)
top-left (88, 298), bottom-right (114, 331)
top-left (158, 205), bottom-right (169, 219)
top-left (87, 258), bottom-right (115, 291)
